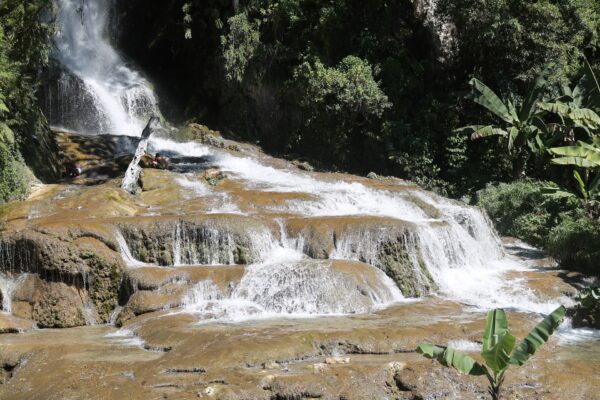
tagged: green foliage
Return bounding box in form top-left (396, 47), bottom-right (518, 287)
top-left (478, 180), bottom-right (600, 274)
top-left (221, 12), bottom-right (261, 84)
top-left (0, 0), bottom-right (54, 202)
top-left (290, 55), bottom-right (391, 166)
top-left (550, 139), bottom-right (600, 199)
top-left (548, 214), bottom-right (600, 272)
top-left (571, 286), bottom-right (600, 329)
top-left (417, 306), bottom-right (566, 400)
top-left (438, 0), bottom-right (600, 92)
top-left (0, 141), bottom-right (28, 202)
top-left (477, 180), bottom-right (580, 247)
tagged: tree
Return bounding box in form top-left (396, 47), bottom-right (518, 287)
top-left (291, 55), bottom-right (391, 167)
top-left (417, 306), bottom-right (566, 400)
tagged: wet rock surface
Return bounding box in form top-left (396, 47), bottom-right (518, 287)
top-left (0, 300), bottom-right (598, 399)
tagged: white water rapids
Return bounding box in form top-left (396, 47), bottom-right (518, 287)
top-left (134, 138), bottom-right (568, 321)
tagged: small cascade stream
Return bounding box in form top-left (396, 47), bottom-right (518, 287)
top-left (129, 138), bottom-right (565, 319)
top-left (0, 273), bottom-right (19, 314)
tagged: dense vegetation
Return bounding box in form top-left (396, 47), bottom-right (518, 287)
top-left (0, 0), bottom-right (58, 202)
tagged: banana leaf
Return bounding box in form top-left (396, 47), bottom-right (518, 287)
top-left (519, 71), bottom-right (547, 122)
top-left (471, 125), bottom-right (508, 140)
top-left (550, 145), bottom-right (596, 158)
top-left (454, 125), bottom-right (485, 134)
top-left (588, 172), bottom-right (600, 197)
top-left (509, 306), bottom-right (566, 366)
top-left (417, 343), bottom-right (487, 376)
top-left (568, 108), bottom-right (600, 129)
top-left (468, 78), bottom-right (513, 124)
top-left (573, 170), bottom-right (589, 200)
top-left (538, 101), bottom-right (570, 115)
top-left (551, 157), bottom-right (598, 168)
top-left (481, 332), bottom-right (516, 374)
top-left (483, 309), bottom-right (509, 351)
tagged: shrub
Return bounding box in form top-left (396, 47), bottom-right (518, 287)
top-left (0, 141), bottom-right (29, 203)
top-left (477, 180), bottom-right (579, 247)
top-left (478, 180), bottom-right (600, 274)
top-left (570, 287), bottom-right (600, 329)
top-left (290, 55), bottom-right (391, 168)
top-left (548, 214), bottom-right (600, 273)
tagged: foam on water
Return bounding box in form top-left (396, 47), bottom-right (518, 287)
top-left (174, 174), bottom-right (244, 215)
top-left (448, 340), bottom-right (482, 352)
top-left (105, 328), bottom-right (145, 347)
top-left (175, 175), bottom-right (210, 196)
top-left (147, 137), bottom-right (211, 158)
top-left (182, 235), bottom-right (404, 322)
top-left (216, 153), bottom-right (429, 220)
top-left (0, 273), bottom-right (20, 314)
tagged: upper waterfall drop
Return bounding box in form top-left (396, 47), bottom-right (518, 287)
top-left (48, 0), bottom-right (159, 136)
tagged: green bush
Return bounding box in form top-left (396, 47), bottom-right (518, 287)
top-left (478, 180), bottom-right (600, 274)
top-left (548, 215), bottom-right (600, 273)
top-left (477, 180), bottom-right (580, 247)
top-left (290, 55), bottom-right (391, 168)
top-left (0, 141), bottom-right (29, 203)
top-left (570, 287), bottom-right (600, 329)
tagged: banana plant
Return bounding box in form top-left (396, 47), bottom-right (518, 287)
top-left (549, 137), bottom-right (600, 199)
top-left (538, 60), bottom-right (600, 136)
top-left (417, 306), bottom-right (566, 400)
top-left (456, 73), bottom-right (549, 177)
top-left (456, 74), bottom-right (548, 148)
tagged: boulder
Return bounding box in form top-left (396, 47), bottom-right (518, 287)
top-left (0, 227), bottom-right (124, 327)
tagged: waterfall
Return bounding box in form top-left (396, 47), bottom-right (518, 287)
top-left (115, 230), bottom-right (147, 267)
top-left (170, 222), bottom-right (274, 266)
top-left (146, 137), bottom-right (564, 314)
top-left (49, 0), bottom-right (159, 135)
top-left (183, 260), bottom-right (404, 322)
top-left (0, 273), bottom-right (24, 314)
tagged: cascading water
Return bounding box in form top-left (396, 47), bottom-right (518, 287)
top-left (47, 0), bottom-right (159, 135)
top-left (141, 138), bottom-right (566, 317)
top-left (0, 273), bottom-right (24, 314)
top-left (182, 254), bottom-right (404, 322)
top-left (115, 230), bottom-right (147, 267)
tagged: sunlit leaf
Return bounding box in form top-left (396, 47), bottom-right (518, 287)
top-left (509, 306), bottom-right (566, 366)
